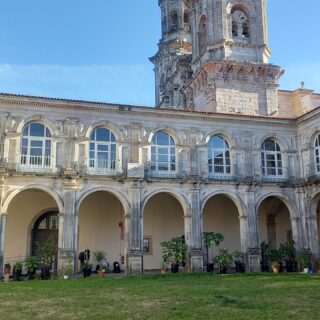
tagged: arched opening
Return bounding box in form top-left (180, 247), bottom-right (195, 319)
top-left (78, 191), bottom-right (125, 272)
top-left (143, 192), bottom-right (185, 271)
top-left (198, 16), bottom-right (207, 54)
top-left (4, 189), bottom-right (60, 270)
top-left (203, 195), bottom-right (241, 262)
top-left (170, 11), bottom-right (178, 32)
top-left (183, 11), bottom-right (190, 31)
top-left (231, 8), bottom-right (250, 40)
top-left (258, 196), bottom-right (292, 250)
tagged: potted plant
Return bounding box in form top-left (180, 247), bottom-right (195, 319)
top-left (233, 250), bottom-right (246, 273)
top-left (279, 241), bottom-right (296, 273)
top-left (297, 248), bottom-right (313, 273)
top-left (82, 262), bottom-right (93, 278)
top-left (93, 250), bottom-right (106, 278)
top-left (36, 239), bottom-right (56, 280)
top-left (160, 262), bottom-right (169, 274)
top-left (12, 261), bottom-right (23, 281)
top-left (260, 241), bottom-right (270, 272)
top-left (24, 256), bottom-right (39, 280)
top-left (3, 263), bottom-right (11, 283)
top-left (215, 249), bottom-right (233, 274)
top-left (161, 237), bottom-right (187, 274)
top-left (203, 232), bottom-right (224, 272)
top-left (269, 249), bottom-right (282, 273)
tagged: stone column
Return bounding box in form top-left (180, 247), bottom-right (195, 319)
top-left (245, 189), bottom-right (261, 272)
top-left (239, 215), bottom-right (248, 252)
top-left (0, 213), bottom-right (8, 279)
top-left (126, 183), bottom-right (143, 275)
top-left (185, 189), bottom-right (203, 273)
top-left (58, 178), bottom-right (77, 276)
top-left (306, 216), bottom-right (319, 256)
top-left (291, 217), bottom-right (303, 250)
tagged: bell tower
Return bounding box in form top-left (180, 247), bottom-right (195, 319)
top-left (150, 0), bottom-right (193, 109)
top-left (182, 0), bottom-right (283, 115)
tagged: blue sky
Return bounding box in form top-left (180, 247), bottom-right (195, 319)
top-left (0, 0), bottom-right (319, 106)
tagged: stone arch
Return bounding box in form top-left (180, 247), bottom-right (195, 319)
top-left (142, 188), bottom-right (190, 216)
top-left (85, 122), bottom-right (124, 142)
top-left (205, 132), bottom-right (235, 148)
top-left (2, 185), bottom-right (63, 214)
top-left (256, 192), bottom-right (298, 219)
top-left (170, 10), bottom-right (179, 32)
top-left (147, 127), bottom-right (182, 145)
top-left (16, 116), bottom-right (58, 136)
top-left (310, 192), bottom-right (320, 218)
top-left (76, 187), bottom-right (130, 216)
top-left (201, 190), bottom-right (246, 218)
top-left (258, 135), bottom-right (289, 152)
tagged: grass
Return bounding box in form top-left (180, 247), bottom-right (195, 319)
top-left (0, 273), bottom-right (320, 319)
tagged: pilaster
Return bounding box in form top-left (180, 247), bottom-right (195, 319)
top-left (0, 213), bottom-right (8, 279)
top-left (126, 183), bottom-right (143, 275)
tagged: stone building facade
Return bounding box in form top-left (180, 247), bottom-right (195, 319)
top-left (1, 0), bottom-right (320, 277)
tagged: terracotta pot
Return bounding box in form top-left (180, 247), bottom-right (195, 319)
top-left (97, 270), bottom-right (105, 279)
top-left (272, 267), bottom-right (279, 273)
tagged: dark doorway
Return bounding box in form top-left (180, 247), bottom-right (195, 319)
top-left (32, 212), bottom-right (59, 270)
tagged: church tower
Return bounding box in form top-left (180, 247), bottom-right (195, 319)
top-left (153, 0), bottom-right (284, 116)
top-left (150, 0), bottom-right (193, 109)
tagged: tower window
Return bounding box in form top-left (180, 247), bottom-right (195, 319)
top-left (170, 12), bottom-right (178, 32)
top-left (231, 9), bottom-right (250, 39)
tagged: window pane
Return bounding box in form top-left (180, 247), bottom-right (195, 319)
top-left (30, 148), bottom-right (42, 156)
top-left (31, 140), bottom-right (43, 148)
top-left (158, 147), bottom-right (168, 155)
top-left (96, 128), bottom-right (110, 141)
top-left (98, 144), bottom-right (108, 152)
top-left (22, 138), bottom-right (28, 147)
top-left (30, 123), bottom-right (45, 137)
top-left (264, 139), bottom-right (275, 151)
top-left (111, 144), bottom-right (116, 152)
top-left (155, 132), bottom-right (169, 145)
top-left (211, 136), bottom-right (225, 149)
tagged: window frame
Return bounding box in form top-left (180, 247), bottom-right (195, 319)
top-left (208, 135), bottom-right (231, 176)
top-left (261, 139), bottom-right (283, 177)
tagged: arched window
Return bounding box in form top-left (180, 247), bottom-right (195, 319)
top-left (231, 9), bottom-right (250, 39)
top-left (151, 132), bottom-right (175, 172)
top-left (21, 123), bottom-right (52, 168)
top-left (261, 139), bottom-right (283, 176)
top-left (170, 12), bottom-right (178, 32)
top-left (208, 135), bottom-right (231, 175)
top-left (198, 16), bottom-right (207, 54)
top-left (315, 134), bottom-right (320, 173)
top-left (89, 128), bottom-right (116, 172)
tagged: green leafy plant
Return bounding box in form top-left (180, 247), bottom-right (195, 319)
top-left (279, 241), bottom-right (296, 261)
top-left (35, 239), bottom-right (56, 269)
top-left (233, 250), bottom-right (245, 263)
top-left (161, 237), bottom-right (187, 267)
top-left (203, 232), bottom-right (224, 263)
top-left (260, 241), bottom-right (271, 272)
top-left (297, 248), bottom-right (313, 269)
top-left (215, 249), bottom-right (233, 269)
top-left (13, 261), bottom-right (23, 272)
top-left (24, 256), bottom-right (39, 273)
top-left (93, 250), bottom-right (106, 265)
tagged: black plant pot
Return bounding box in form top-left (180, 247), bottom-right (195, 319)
top-left (171, 263), bottom-right (179, 273)
top-left (279, 261), bottom-right (283, 273)
top-left (28, 270), bottom-right (36, 280)
top-left (41, 268), bottom-right (51, 280)
top-left (235, 261), bottom-right (245, 273)
top-left (206, 263), bottom-right (214, 273)
top-left (220, 266), bottom-right (228, 274)
top-left (82, 267), bottom-right (92, 278)
top-left (12, 270), bottom-right (22, 281)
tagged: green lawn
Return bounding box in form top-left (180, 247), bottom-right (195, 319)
top-left (0, 274), bottom-right (319, 320)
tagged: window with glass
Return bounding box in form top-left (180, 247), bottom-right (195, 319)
top-left (208, 135), bottom-right (231, 175)
top-left (89, 128), bottom-right (116, 171)
top-left (21, 123), bottom-right (52, 167)
top-left (315, 134), bottom-right (320, 173)
top-left (261, 139), bottom-right (283, 176)
top-left (151, 132), bottom-right (176, 172)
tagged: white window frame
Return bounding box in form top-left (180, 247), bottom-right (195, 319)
top-left (88, 128), bottom-right (117, 175)
top-left (208, 135), bottom-right (231, 177)
top-left (150, 132), bottom-right (176, 176)
top-left (18, 123), bottom-right (53, 172)
top-left (261, 139), bottom-right (283, 177)
top-left (315, 134), bottom-right (320, 173)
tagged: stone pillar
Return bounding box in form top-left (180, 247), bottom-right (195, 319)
top-left (306, 216), bottom-right (319, 256)
top-left (291, 217), bottom-right (303, 250)
top-left (245, 189), bottom-right (261, 272)
top-left (266, 214), bottom-right (277, 249)
top-left (0, 213), bottom-right (7, 279)
top-left (185, 189), bottom-right (203, 273)
top-left (126, 184), bottom-right (143, 275)
top-left (58, 178), bottom-right (77, 276)
top-left (239, 215), bottom-right (248, 252)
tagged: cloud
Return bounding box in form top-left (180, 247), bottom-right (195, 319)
top-left (279, 63), bottom-right (320, 93)
top-left (0, 64), bottom-right (156, 106)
